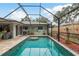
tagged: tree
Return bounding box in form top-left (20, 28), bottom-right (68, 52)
top-left (53, 4), bottom-right (76, 24)
top-left (21, 16), bottom-right (30, 21)
top-left (21, 15), bottom-right (49, 23)
top-left (53, 11), bottom-right (62, 23)
top-left (35, 16), bottom-right (49, 23)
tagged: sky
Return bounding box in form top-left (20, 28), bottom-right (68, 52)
top-left (0, 3), bottom-right (72, 23)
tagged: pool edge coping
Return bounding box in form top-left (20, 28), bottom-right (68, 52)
top-left (0, 35), bottom-right (78, 56)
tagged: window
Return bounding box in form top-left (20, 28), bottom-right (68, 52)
top-left (38, 26), bottom-right (43, 30)
top-left (0, 24), bottom-right (10, 32)
top-left (24, 26), bottom-right (28, 30)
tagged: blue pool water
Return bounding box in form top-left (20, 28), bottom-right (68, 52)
top-left (2, 36), bottom-right (74, 56)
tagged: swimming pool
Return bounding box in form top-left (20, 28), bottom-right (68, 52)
top-left (2, 36), bottom-right (75, 56)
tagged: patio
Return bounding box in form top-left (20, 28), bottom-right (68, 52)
top-left (0, 3), bottom-right (79, 55)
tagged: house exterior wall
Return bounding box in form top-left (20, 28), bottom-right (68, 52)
top-left (7, 24), bottom-right (23, 38)
top-left (0, 19), bottom-right (24, 39)
top-left (23, 24), bottom-right (47, 35)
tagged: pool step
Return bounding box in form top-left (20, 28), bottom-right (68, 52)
top-left (29, 37), bottom-right (39, 41)
top-left (20, 48), bottom-right (52, 56)
top-left (20, 48), bottom-right (30, 56)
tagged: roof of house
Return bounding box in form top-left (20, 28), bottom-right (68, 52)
top-left (0, 18), bottom-right (48, 25)
top-left (0, 18), bottom-right (24, 25)
top-left (21, 21), bottom-right (48, 25)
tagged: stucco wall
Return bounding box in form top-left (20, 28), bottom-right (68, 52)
top-left (23, 24), bottom-right (47, 35)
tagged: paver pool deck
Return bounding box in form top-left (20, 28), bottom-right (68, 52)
top-left (0, 35), bottom-right (29, 55)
